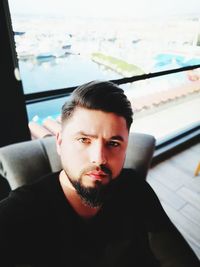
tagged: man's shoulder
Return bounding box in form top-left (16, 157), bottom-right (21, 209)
top-left (119, 168), bottom-right (171, 227)
top-left (119, 168), bottom-right (146, 188)
top-left (30, 171), bottom-right (60, 191)
top-left (117, 168), bottom-right (159, 203)
top-left (0, 172), bottom-right (60, 206)
top-left (110, 168), bottom-right (145, 200)
top-left (18, 170), bottom-right (59, 190)
top-left (120, 168), bottom-right (138, 178)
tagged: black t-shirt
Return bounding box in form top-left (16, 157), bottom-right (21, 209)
top-left (0, 169), bottom-right (199, 267)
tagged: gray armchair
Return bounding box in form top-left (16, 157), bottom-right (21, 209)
top-left (0, 132), bottom-right (155, 198)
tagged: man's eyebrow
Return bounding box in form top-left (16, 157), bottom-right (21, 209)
top-left (110, 135), bottom-right (124, 142)
top-left (75, 132), bottom-right (124, 141)
top-left (76, 131), bottom-right (98, 138)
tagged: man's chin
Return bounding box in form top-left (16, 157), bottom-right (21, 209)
top-left (82, 180), bottom-right (102, 190)
top-left (74, 181), bottom-right (110, 208)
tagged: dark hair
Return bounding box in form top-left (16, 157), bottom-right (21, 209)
top-left (61, 80), bottom-right (133, 130)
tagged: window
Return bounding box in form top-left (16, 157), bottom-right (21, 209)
top-left (8, 0), bottom-right (200, 143)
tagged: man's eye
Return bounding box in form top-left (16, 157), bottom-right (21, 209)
top-left (78, 138), bottom-right (90, 144)
top-left (108, 141), bottom-right (120, 147)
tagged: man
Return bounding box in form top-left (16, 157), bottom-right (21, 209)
top-left (0, 80), bottom-right (199, 266)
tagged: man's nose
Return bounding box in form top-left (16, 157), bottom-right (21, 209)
top-left (90, 142), bottom-right (107, 165)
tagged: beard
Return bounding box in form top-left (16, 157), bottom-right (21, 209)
top-left (64, 165), bottom-right (113, 208)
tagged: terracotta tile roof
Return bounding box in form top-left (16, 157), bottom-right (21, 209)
top-left (28, 79), bottom-right (200, 139)
top-left (43, 117), bottom-right (61, 135)
top-left (130, 80), bottom-right (200, 111)
top-left (29, 121), bottom-right (52, 139)
top-left (29, 117), bottom-right (61, 139)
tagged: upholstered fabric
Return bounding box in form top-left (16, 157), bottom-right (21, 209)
top-left (0, 132), bottom-right (155, 194)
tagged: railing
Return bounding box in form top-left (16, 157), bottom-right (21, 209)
top-left (25, 64), bottom-right (200, 104)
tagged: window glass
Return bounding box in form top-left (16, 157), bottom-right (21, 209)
top-left (8, 0), bottom-right (200, 94)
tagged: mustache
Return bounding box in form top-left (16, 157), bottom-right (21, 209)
top-left (80, 164), bottom-right (112, 178)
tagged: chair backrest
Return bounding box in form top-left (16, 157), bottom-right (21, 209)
top-left (0, 132), bottom-right (155, 194)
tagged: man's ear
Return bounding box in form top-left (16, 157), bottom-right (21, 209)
top-left (56, 131), bottom-right (62, 156)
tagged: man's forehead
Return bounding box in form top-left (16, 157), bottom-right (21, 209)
top-left (67, 107), bottom-right (126, 123)
top-left (62, 107), bottom-right (128, 135)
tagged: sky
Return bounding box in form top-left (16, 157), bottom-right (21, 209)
top-left (8, 0), bottom-right (200, 19)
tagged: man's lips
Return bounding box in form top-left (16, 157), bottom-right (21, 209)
top-left (85, 171), bottom-right (108, 180)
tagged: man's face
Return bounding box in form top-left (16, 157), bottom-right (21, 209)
top-left (56, 107), bottom-right (129, 206)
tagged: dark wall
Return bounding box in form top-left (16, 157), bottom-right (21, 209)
top-left (0, 0), bottom-right (31, 147)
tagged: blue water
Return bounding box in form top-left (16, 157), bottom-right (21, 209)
top-left (19, 55), bottom-right (122, 94)
top-left (154, 53), bottom-right (200, 70)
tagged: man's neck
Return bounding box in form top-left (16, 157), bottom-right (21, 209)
top-left (59, 170), bottom-right (101, 219)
